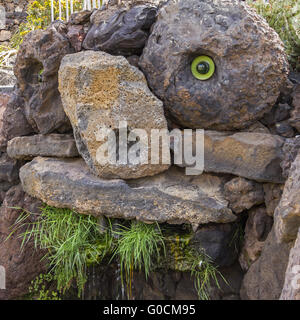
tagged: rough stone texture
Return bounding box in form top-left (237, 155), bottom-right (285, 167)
top-left (275, 151), bottom-right (300, 243)
top-left (263, 183), bottom-right (284, 216)
top-left (239, 206), bottom-right (273, 272)
top-left (192, 223), bottom-right (239, 267)
top-left (280, 227), bottom-right (300, 300)
top-left (0, 5), bottom-right (5, 30)
top-left (0, 153), bottom-right (22, 191)
top-left (80, 260), bottom-right (243, 300)
top-left (82, 4), bottom-right (157, 56)
top-left (224, 177), bottom-right (264, 214)
top-left (0, 92), bottom-right (33, 151)
top-left (14, 24), bottom-right (73, 134)
top-left (280, 136), bottom-right (300, 178)
top-left (20, 157), bottom-right (236, 230)
top-left (275, 121), bottom-right (295, 138)
top-left (139, 0), bottom-right (288, 130)
top-left (172, 130), bottom-right (285, 183)
top-left (69, 10), bottom-right (92, 25)
top-left (7, 134), bottom-right (79, 160)
top-left (67, 24), bottom-right (86, 52)
top-left (59, 50), bottom-right (169, 179)
top-left (240, 227), bottom-right (292, 300)
top-left (0, 185), bottom-right (46, 300)
top-left (289, 84), bottom-right (300, 132)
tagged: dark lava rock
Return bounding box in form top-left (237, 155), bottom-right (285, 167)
top-left (14, 23), bottom-right (73, 134)
top-left (191, 223), bottom-right (239, 267)
top-left (0, 153), bottom-right (22, 191)
top-left (0, 91), bottom-right (33, 152)
top-left (224, 177), bottom-right (264, 214)
top-left (275, 121), bottom-right (295, 138)
top-left (240, 227), bottom-right (292, 300)
top-left (139, 0), bottom-right (288, 130)
top-left (0, 185), bottom-right (46, 300)
top-left (82, 4), bottom-right (157, 56)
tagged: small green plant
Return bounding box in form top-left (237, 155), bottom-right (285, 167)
top-left (29, 273), bottom-right (61, 300)
top-left (189, 250), bottom-right (227, 300)
top-left (248, 0), bottom-right (300, 70)
top-left (10, 205), bottom-right (113, 297)
top-left (112, 221), bottom-right (166, 299)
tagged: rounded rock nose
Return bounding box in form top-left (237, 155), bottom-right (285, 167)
top-left (139, 0), bottom-right (289, 130)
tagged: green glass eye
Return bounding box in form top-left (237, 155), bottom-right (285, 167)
top-left (191, 56), bottom-right (215, 80)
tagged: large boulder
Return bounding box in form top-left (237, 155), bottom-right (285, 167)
top-left (14, 24), bottom-right (73, 134)
top-left (83, 3), bottom-right (158, 56)
top-left (0, 91), bottom-right (33, 151)
top-left (139, 0), bottom-right (288, 130)
top-left (172, 131), bottom-right (285, 183)
top-left (0, 185), bottom-right (46, 300)
top-left (275, 151), bottom-right (300, 243)
top-left (224, 177), bottom-right (264, 214)
top-left (240, 227), bottom-right (292, 300)
top-left (7, 134), bottom-right (79, 160)
top-left (59, 50), bottom-right (169, 179)
top-left (20, 157), bottom-right (236, 230)
top-left (280, 227), bottom-right (300, 300)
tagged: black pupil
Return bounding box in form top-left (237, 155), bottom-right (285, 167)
top-left (197, 61), bottom-right (210, 74)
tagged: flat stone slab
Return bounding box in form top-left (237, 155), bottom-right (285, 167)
top-left (20, 157), bottom-right (236, 229)
top-left (7, 134), bottom-right (79, 160)
top-left (172, 131), bottom-right (285, 183)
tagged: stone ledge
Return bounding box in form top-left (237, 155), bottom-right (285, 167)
top-left (20, 157), bottom-right (237, 230)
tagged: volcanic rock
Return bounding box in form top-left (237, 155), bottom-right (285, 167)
top-left (14, 25), bottom-right (73, 133)
top-left (59, 50), bottom-right (169, 179)
top-left (139, 0), bottom-right (288, 130)
top-left (7, 134), bottom-right (79, 160)
top-left (275, 151), bottom-right (300, 243)
top-left (20, 157), bottom-right (236, 230)
top-left (82, 4), bottom-right (157, 56)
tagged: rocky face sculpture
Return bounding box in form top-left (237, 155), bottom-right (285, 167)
top-left (14, 23), bottom-right (73, 134)
top-left (139, 0), bottom-right (289, 130)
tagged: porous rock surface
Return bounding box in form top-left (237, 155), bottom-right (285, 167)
top-left (83, 3), bottom-right (158, 56)
top-left (0, 92), bottom-right (33, 151)
top-left (239, 206), bottom-right (273, 271)
top-left (224, 177), bottom-right (264, 214)
top-left (289, 84), bottom-right (300, 132)
top-left (0, 153), bottom-right (22, 192)
top-left (172, 130), bottom-right (285, 183)
top-left (19, 157), bottom-right (236, 230)
top-left (240, 227), bottom-right (292, 300)
top-left (14, 24), bottom-right (73, 134)
top-left (280, 227), bottom-right (300, 300)
top-left (263, 183), bottom-right (284, 216)
top-left (275, 151), bottom-right (300, 243)
top-left (59, 50), bottom-right (169, 179)
top-left (139, 0), bottom-right (289, 130)
top-left (7, 134), bottom-right (79, 160)
top-left (0, 185), bottom-right (46, 300)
